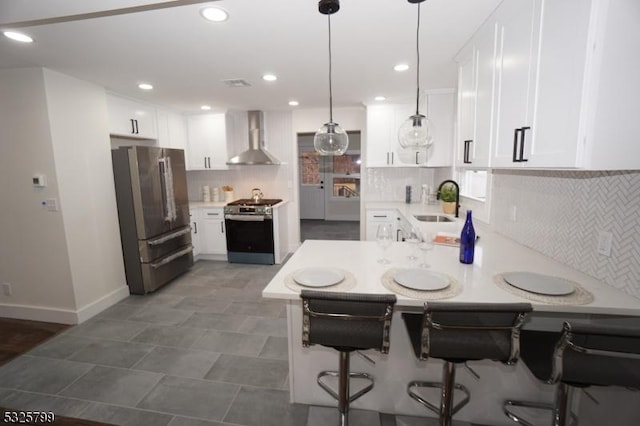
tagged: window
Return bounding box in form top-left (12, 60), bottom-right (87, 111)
top-left (458, 169), bottom-right (487, 201)
top-left (300, 151), bottom-right (321, 185)
top-left (332, 153), bottom-right (360, 199)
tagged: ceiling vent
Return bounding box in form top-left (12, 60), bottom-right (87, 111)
top-left (222, 79), bottom-right (251, 88)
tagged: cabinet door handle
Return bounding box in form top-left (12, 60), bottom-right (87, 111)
top-left (415, 151), bottom-right (419, 164)
top-left (463, 140), bottom-right (473, 164)
top-left (220, 222), bottom-right (224, 233)
top-left (130, 119), bottom-right (136, 134)
top-left (193, 222), bottom-right (197, 234)
top-left (135, 119), bottom-right (140, 134)
top-left (386, 152), bottom-right (389, 165)
top-left (520, 126), bottom-right (530, 162)
top-left (208, 157), bottom-right (211, 168)
top-left (512, 128), bottom-right (523, 162)
top-left (391, 152), bottom-right (394, 164)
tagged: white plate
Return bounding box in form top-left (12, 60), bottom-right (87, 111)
top-left (393, 269), bottom-right (450, 291)
top-left (503, 272), bottom-right (575, 296)
top-left (293, 268), bottom-right (345, 288)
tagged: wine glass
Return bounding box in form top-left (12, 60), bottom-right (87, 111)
top-left (418, 232), bottom-right (434, 268)
top-left (405, 227), bottom-right (421, 262)
top-left (376, 224), bottom-right (393, 264)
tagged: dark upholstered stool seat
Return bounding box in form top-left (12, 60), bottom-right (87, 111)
top-left (504, 322), bottom-right (640, 426)
top-left (300, 290), bottom-right (397, 426)
top-left (403, 302), bottom-right (532, 426)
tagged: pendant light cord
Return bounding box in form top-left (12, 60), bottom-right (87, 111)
top-left (327, 13), bottom-right (334, 123)
top-left (415, 2), bottom-right (421, 116)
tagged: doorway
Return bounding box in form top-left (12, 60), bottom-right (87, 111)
top-left (299, 145), bottom-right (326, 220)
top-left (297, 132), bottom-right (361, 241)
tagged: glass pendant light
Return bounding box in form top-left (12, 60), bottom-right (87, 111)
top-left (314, 0), bottom-right (349, 156)
top-left (398, 0), bottom-right (434, 149)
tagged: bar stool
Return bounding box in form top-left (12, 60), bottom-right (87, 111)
top-left (300, 290), bottom-right (397, 426)
top-left (402, 302), bottom-right (532, 426)
top-left (504, 321), bottom-right (640, 426)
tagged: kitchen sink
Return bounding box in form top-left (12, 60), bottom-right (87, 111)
top-left (413, 214), bottom-right (454, 223)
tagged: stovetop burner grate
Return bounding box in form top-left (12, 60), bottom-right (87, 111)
top-left (227, 199), bottom-right (282, 207)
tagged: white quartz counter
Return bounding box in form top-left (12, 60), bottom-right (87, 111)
top-left (263, 236), bottom-right (640, 315)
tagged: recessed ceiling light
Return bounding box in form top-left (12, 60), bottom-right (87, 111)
top-left (138, 83), bottom-right (153, 90)
top-left (394, 63), bottom-right (410, 72)
top-left (201, 7), bottom-right (229, 22)
top-left (262, 74), bottom-right (277, 82)
top-left (375, 96), bottom-right (386, 101)
top-left (288, 101), bottom-right (299, 107)
top-left (201, 105), bottom-right (211, 111)
top-left (3, 31), bottom-right (33, 43)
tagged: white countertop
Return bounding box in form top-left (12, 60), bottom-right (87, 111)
top-left (263, 235), bottom-right (640, 316)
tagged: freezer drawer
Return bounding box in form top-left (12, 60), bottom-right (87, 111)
top-left (138, 226), bottom-right (192, 262)
top-left (133, 245), bottom-right (194, 294)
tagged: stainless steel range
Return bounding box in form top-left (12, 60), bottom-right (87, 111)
top-left (224, 198), bottom-right (282, 264)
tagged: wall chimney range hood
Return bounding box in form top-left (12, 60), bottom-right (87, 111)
top-left (227, 110), bottom-right (280, 165)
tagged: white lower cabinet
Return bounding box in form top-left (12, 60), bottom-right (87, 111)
top-left (189, 208), bottom-right (201, 258)
top-left (200, 208), bottom-right (227, 255)
top-left (365, 210), bottom-right (397, 241)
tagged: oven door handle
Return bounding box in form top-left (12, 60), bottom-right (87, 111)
top-left (225, 214), bottom-right (266, 222)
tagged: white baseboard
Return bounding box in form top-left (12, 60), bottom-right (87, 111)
top-left (0, 285), bottom-right (130, 325)
top-left (0, 303), bottom-right (79, 324)
top-left (75, 285), bottom-right (130, 323)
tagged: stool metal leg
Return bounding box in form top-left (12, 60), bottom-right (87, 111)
top-left (316, 351), bottom-right (375, 426)
top-left (440, 361), bottom-right (455, 426)
top-left (338, 351), bottom-right (350, 426)
top-left (552, 383), bottom-right (572, 426)
top-left (407, 363), bottom-right (470, 425)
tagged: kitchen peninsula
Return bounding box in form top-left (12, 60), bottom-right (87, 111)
top-left (262, 229), bottom-right (640, 424)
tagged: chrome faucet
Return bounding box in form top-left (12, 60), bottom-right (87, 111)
top-left (436, 179), bottom-right (460, 218)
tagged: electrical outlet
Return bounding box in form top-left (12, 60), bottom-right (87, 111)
top-left (2, 282), bottom-right (11, 296)
top-left (45, 198), bottom-right (59, 212)
top-left (597, 231), bottom-right (613, 257)
top-left (509, 205), bottom-right (517, 222)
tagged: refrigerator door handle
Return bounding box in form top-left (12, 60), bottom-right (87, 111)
top-left (150, 246), bottom-right (193, 269)
top-left (159, 157), bottom-right (177, 222)
top-left (147, 227), bottom-right (191, 246)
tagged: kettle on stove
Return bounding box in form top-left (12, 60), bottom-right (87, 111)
top-left (251, 188), bottom-right (263, 203)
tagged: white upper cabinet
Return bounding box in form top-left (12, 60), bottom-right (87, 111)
top-left (107, 94), bottom-right (157, 140)
top-left (366, 91), bottom-right (454, 168)
top-left (455, 21), bottom-right (498, 168)
top-left (467, 0), bottom-right (640, 170)
top-left (157, 109), bottom-right (187, 150)
top-left (186, 113), bottom-right (229, 170)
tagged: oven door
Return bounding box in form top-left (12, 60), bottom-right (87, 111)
top-left (225, 214), bottom-right (275, 264)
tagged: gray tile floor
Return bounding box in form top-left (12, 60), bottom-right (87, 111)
top-left (0, 261), bottom-right (484, 426)
top-left (300, 219), bottom-right (360, 242)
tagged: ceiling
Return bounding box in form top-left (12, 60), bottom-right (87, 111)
top-left (0, 0), bottom-right (502, 113)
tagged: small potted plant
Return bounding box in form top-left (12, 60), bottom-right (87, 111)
top-left (438, 182), bottom-right (457, 215)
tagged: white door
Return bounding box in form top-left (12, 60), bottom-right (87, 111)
top-left (299, 148), bottom-right (326, 220)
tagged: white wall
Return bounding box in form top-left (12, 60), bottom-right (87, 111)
top-left (0, 68), bottom-right (77, 318)
top-left (43, 69), bottom-right (128, 319)
top-left (0, 68), bottom-right (128, 324)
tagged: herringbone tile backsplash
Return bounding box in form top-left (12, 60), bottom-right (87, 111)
top-left (492, 170), bottom-right (640, 298)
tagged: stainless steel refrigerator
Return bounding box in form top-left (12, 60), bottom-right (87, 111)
top-left (112, 146), bottom-right (193, 294)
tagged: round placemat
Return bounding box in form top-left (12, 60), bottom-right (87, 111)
top-left (381, 268), bottom-right (462, 300)
top-left (284, 269), bottom-right (357, 293)
top-left (493, 273), bottom-right (594, 305)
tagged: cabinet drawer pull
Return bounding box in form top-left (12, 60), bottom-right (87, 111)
top-left (512, 128), bottom-right (522, 162)
top-left (520, 127), bottom-right (530, 162)
top-left (463, 140), bottom-right (473, 164)
top-left (207, 212), bottom-right (219, 216)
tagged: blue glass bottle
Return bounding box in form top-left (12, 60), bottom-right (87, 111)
top-left (459, 210), bottom-right (475, 264)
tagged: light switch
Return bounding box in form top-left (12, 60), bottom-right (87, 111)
top-left (32, 174), bottom-right (47, 187)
